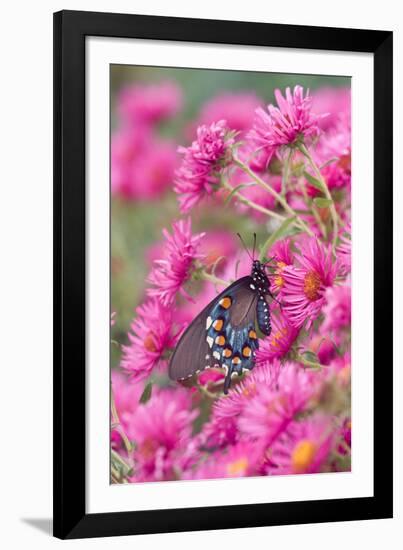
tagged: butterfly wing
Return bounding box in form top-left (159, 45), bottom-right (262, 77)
top-left (169, 276), bottom-right (258, 393)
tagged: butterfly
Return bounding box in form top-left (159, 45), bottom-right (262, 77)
top-left (169, 234), bottom-right (276, 394)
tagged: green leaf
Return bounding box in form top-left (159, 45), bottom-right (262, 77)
top-left (303, 170), bottom-right (325, 192)
top-left (301, 350), bottom-right (320, 364)
top-left (313, 197), bottom-right (333, 208)
top-left (259, 216), bottom-right (296, 261)
top-left (139, 381), bottom-right (153, 404)
top-left (224, 183), bottom-right (256, 206)
top-left (320, 157), bottom-right (339, 169)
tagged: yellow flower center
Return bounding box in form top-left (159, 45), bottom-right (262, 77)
top-left (274, 261), bottom-right (287, 288)
top-left (292, 439), bottom-right (317, 473)
top-left (144, 332), bottom-right (157, 352)
top-left (227, 457), bottom-right (249, 476)
top-left (270, 327), bottom-right (288, 348)
top-left (242, 383), bottom-right (257, 399)
top-left (303, 270), bottom-right (321, 301)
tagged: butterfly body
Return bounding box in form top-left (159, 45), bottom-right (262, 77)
top-left (169, 259), bottom-right (272, 394)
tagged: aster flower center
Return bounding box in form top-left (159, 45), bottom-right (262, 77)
top-left (242, 383), bottom-right (258, 399)
top-left (270, 327), bottom-right (288, 349)
top-left (303, 270), bottom-right (322, 301)
top-left (227, 457), bottom-right (248, 475)
top-left (292, 439), bottom-right (317, 472)
top-left (274, 261), bottom-right (287, 288)
top-left (144, 332), bottom-right (158, 353)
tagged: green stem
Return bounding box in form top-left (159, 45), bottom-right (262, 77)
top-left (197, 268), bottom-right (230, 287)
top-left (221, 177), bottom-right (286, 222)
top-left (282, 148), bottom-right (293, 197)
top-left (295, 352), bottom-right (327, 370)
top-left (111, 390), bottom-right (133, 457)
top-left (298, 143), bottom-right (339, 250)
top-left (233, 156), bottom-right (315, 237)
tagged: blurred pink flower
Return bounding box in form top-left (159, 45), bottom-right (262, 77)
top-left (127, 389), bottom-right (197, 481)
top-left (248, 86), bottom-right (321, 152)
top-left (267, 416), bottom-right (334, 475)
top-left (147, 218), bottom-right (205, 306)
top-left (337, 223), bottom-right (351, 274)
top-left (117, 81), bottom-right (182, 125)
top-left (306, 119), bottom-right (351, 196)
top-left (121, 299), bottom-right (180, 381)
top-left (174, 120), bottom-right (235, 212)
top-left (321, 283), bottom-right (351, 333)
top-left (238, 363), bottom-right (317, 443)
top-left (256, 313), bottom-right (299, 362)
top-left (111, 370), bottom-right (143, 449)
top-left (188, 441), bottom-right (263, 480)
top-left (111, 127), bottom-right (177, 200)
top-left (281, 237), bottom-right (337, 328)
top-left (195, 92), bottom-right (262, 133)
top-left (311, 87), bottom-right (350, 131)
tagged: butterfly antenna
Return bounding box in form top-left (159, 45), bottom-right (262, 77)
top-left (252, 233), bottom-right (257, 260)
top-left (236, 232), bottom-right (253, 261)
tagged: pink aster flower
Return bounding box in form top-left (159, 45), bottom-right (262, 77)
top-left (256, 313), bottom-right (299, 362)
top-left (267, 416), bottom-right (334, 475)
top-left (117, 81), bottom-right (182, 125)
top-left (268, 238), bottom-right (294, 294)
top-left (321, 283), bottom-right (351, 333)
top-left (111, 370), bottom-right (144, 450)
top-left (127, 389), bottom-right (197, 482)
top-left (187, 441), bottom-right (263, 480)
top-left (147, 218), bottom-right (205, 306)
top-left (281, 237), bottom-right (337, 328)
top-left (213, 362), bottom-right (277, 420)
top-left (248, 85), bottom-right (321, 152)
top-left (174, 120), bottom-right (235, 212)
top-left (120, 299), bottom-right (180, 381)
top-left (238, 362), bottom-right (318, 444)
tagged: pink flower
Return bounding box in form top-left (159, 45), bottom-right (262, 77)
top-left (195, 92), bottom-right (261, 133)
top-left (111, 128), bottom-right (177, 200)
top-left (174, 120), bottom-right (235, 212)
top-left (147, 218), bottom-right (205, 306)
top-left (321, 283), bottom-right (351, 333)
top-left (248, 86), bottom-right (321, 152)
top-left (337, 223), bottom-right (351, 274)
top-left (213, 362), bottom-right (276, 420)
top-left (117, 81), bottom-right (182, 125)
top-left (311, 87), bottom-right (350, 132)
top-left (256, 313), bottom-right (299, 362)
top-left (281, 237), bottom-right (337, 328)
top-left (267, 416), bottom-right (334, 475)
top-left (187, 441), bottom-right (263, 480)
top-left (238, 363), bottom-right (317, 443)
top-left (268, 238), bottom-right (294, 294)
top-left (127, 389), bottom-right (197, 481)
top-left (121, 299), bottom-right (180, 381)
top-left (111, 370), bottom-right (143, 449)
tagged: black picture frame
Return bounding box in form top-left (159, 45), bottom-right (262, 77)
top-left (53, 9), bottom-right (393, 540)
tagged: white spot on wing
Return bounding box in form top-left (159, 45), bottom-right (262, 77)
top-left (207, 336), bottom-right (214, 348)
top-left (206, 316), bottom-right (213, 329)
top-left (213, 351), bottom-right (221, 360)
top-left (250, 284), bottom-right (256, 290)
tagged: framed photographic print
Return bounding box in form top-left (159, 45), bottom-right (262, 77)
top-left (53, 10), bottom-right (393, 539)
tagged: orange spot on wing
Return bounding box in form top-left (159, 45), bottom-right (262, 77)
top-left (248, 329), bottom-right (257, 340)
top-left (242, 346), bottom-right (252, 358)
top-left (219, 296), bottom-right (232, 309)
top-left (215, 335), bottom-right (226, 346)
top-left (213, 319), bottom-right (224, 331)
